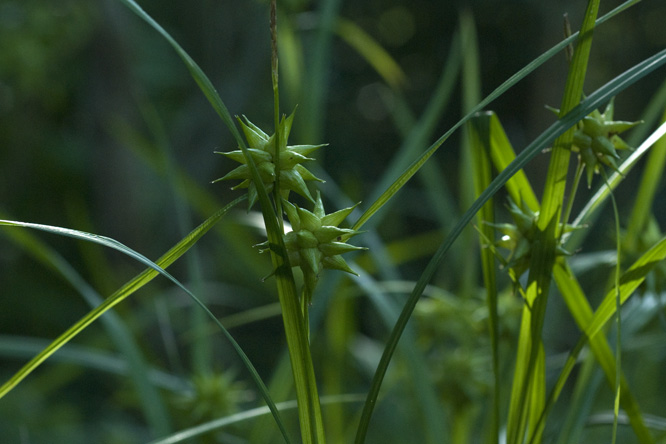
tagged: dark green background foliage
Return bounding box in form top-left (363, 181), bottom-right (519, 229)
top-left (1, 0), bottom-right (665, 443)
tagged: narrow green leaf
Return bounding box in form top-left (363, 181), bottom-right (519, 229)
top-left (483, 112), bottom-right (540, 211)
top-left (587, 236), bottom-right (666, 340)
top-left (539, 0), bottom-right (599, 230)
top-left (148, 394), bottom-right (365, 444)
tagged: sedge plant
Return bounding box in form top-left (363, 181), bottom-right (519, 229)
top-left (2, 0), bottom-right (666, 443)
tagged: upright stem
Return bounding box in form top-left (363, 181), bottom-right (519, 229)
top-left (269, 2), bottom-right (326, 443)
top-left (271, 0), bottom-right (284, 229)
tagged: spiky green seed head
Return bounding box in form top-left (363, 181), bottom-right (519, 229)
top-left (568, 98), bottom-right (641, 187)
top-left (279, 192), bottom-right (365, 301)
top-left (487, 198), bottom-right (578, 276)
top-left (213, 110), bottom-right (325, 208)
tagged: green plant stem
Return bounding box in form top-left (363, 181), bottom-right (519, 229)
top-left (562, 160), bottom-right (584, 227)
top-left (271, 0), bottom-right (284, 231)
top-left (268, 2), bottom-right (324, 442)
top-left (603, 173), bottom-right (622, 444)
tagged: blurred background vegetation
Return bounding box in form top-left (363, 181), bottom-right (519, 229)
top-left (1, 0), bottom-right (666, 442)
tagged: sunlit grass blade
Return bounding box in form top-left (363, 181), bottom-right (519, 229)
top-left (353, 0), bottom-right (641, 231)
top-left (481, 111), bottom-right (540, 211)
top-left (353, 47), bottom-right (666, 444)
top-left (539, 0), bottom-right (599, 230)
top-left (586, 236), bottom-right (666, 339)
top-left (468, 110), bottom-right (500, 443)
top-left (0, 196), bottom-right (296, 444)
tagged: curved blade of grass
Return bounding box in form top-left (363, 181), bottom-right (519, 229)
top-left (352, 0), bottom-right (641, 232)
top-left (587, 236), bottom-right (666, 340)
top-left (117, 0), bottom-right (245, 148)
top-left (149, 394), bottom-right (365, 444)
top-left (0, 196), bottom-right (295, 444)
top-left (353, 48), bottom-right (666, 443)
top-left (0, 218), bottom-right (172, 435)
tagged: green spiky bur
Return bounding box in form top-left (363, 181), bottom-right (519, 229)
top-left (550, 98), bottom-right (642, 187)
top-left (214, 110), bottom-right (325, 208)
top-left (487, 199), bottom-right (579, 276)
top-left (258, 192), bottom-right (365, 302)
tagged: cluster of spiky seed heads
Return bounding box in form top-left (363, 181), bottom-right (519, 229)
top-left (215, 111), bottom-right (364, 298)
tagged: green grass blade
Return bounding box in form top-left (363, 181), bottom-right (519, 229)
top-left (148, 394), bottom-right (365, 444)
top-left (467, 111), bottom-right (500, 443)
top-left (0, 197), bottom-right (295, 443)
top-left (117, 0), bottom-right (245, 148)
top-left (353, 48), bottom-right (666, 444)
top-left (459, 8), bottom-right (483, 298)
top-left (352, 0), bottom-right (641, 231)
top-left (539, 0), bottom-right (599, 230)
top-left (483, 111), bottom-right (540, 211)
top-left (586, 236), bottom-right (666, 340)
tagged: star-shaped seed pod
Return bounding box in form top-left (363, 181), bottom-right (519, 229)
top-left (214, 110), bottom-right (325, 208)
top-left (552, 98), bottom-right (641, 187)
top-left (487, 199), bottom-right (575, 276)
top-left (259, 192), bottom-right (365, 302)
